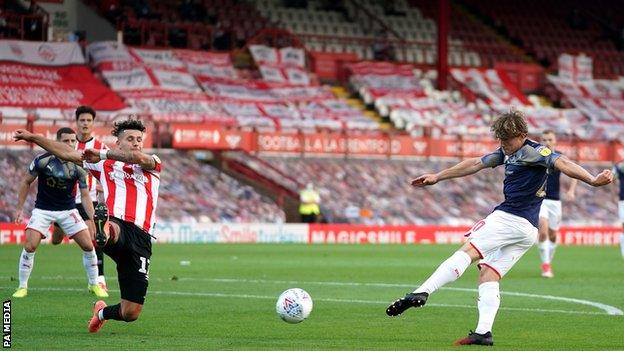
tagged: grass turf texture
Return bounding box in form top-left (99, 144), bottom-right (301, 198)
top-left (1, 244), bottom-right (622, 350)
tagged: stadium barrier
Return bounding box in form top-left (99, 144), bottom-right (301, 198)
top-left (1, 222), bottom-right (620, 246)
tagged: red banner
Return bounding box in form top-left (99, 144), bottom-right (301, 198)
top-left (307, 224), bottom-right (621, 245)
top-left (171, 124), bottom-right (252, 150)
top-left (0, 125), bottom-right (152, 148)
top-left (0, 223), bottom-right (27, 244)
top-left (308, 224), bottom-right (471, 244)
top-left (556, 142), bottom-right (612, 162)
top-left (163, 125), bottom-right (621, 161)
top-left (32, 125), bottom-right (152, 149)
top-left (0, 63), bottom-right (125, 110)
top-left (311, 52), bottom-right (358, 81)
top-left (0, 124), bottom-right (26, 146)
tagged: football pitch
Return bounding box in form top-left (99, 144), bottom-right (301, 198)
top-left (1, 244), bottom-right (622, 350)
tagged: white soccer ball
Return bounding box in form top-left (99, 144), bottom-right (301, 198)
top-left (275, 288), bottom-right (313, 324)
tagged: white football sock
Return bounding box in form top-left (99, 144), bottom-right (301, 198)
top-left (538, 240), bottom-right (550, 264)
top-left (620, 234), bottom-right (624, 257)
top-left (548, 240), bottom-right (557, 263)
top-left (18, 249), bottom-right (35, 289)
top-left (475, 281), bottom-right (500, 334)
top-left (97, 275), bottom-right (107, 285)
top-left (414, 251), bottom-right (472, 295)
top-left (83, 249), bottom-right (98, 285)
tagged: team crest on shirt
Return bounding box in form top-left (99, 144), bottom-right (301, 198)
top-left (537, 146), bottom-right (552, 156)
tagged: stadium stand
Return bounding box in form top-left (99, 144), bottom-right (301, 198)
top-left (2, 0), bottom-right (624, 227)
top-left (0, 149), bottom-right (614, 226)
top-left (461, 0), bottom-right (624, 78)
top-left (227, 153), bottom-right (616, 225)
top-left (85, 41), bottom-right (378, 131)
top-left (95, 0), bottom-right (270, 50)
top-left (0, 150), bottom-right (285, 224)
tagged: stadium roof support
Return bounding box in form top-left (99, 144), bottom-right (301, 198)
top-left (437, 0), bottom-right (449, 90)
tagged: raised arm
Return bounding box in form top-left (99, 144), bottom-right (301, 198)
top-left (15, 172), bottom-right (36, 223)
top-left (83, 149), bottom-right (157, 170)
top-left (411, 157), bottom-right (487, 187)
top-left (13, 129), bottom-right (82, 164)
top-left (554, 157), bottom-right (613, 187)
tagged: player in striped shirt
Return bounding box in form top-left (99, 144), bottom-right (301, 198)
top-left (51, 106), bottom-right (109, 294)
top-left (14, 119), bottom-right (161, 333)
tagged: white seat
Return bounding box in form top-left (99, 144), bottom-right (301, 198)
top-left (425, 50), bottom-right (436, 64)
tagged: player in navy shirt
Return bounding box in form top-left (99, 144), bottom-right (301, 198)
top-left (385, 111), bottom-right (612, 346)
top-left (12, 127), bottom-right (106, 299)
top-left (612, 161), bottom-right (624, 258)
top-left (537, 130), bottom-right (577, 278)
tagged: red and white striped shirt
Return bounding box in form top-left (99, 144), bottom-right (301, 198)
top-left (84, 155), bottom-right (162, 235)
top-left (75, 137), bottom-right (108, 204)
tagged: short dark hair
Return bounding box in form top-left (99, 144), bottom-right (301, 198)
top-left (56, 127), bottom-right (76, 140)
top-left (491, 110), bottom-right (528, 140)
top-left (75, 105), bottom-right (96, 120)
top-left (112, 119), bottom-right (146, 137)
top-left (542, 129), bottom-right (556, 135)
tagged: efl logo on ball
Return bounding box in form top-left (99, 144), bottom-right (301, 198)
top-left (275, 288), bottom-right (313, 324)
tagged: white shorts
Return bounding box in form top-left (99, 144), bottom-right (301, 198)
top-left (26, 208), bottom-right (88, 238)
top-left (538, 199), bottom-right (562, 230)
top-left (467, 210), bottom-right (538, 279)
top-left (619, 201), bottom-right (624, 222)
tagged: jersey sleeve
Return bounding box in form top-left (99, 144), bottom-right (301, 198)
top-left (76, 166), bottom-right (89, 189)
top-left (83, 160), bottom-right (105, 172)
top-left (151, 154), bottom-right (162, 173)
top-left (28, 154), bottom-right (48, 177)
top-left (481, 148), bottom-right (504, 168)
top-left (27, 158), bottom-right (39, 177)
top-left (524, 145), bottom-right (561, 169)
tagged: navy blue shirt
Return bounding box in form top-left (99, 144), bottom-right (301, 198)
top-left (613, 163), bottom-right (624, 200)
top-left (481, 139), bottom-right (561, 227)
top-left (544, 150), bottom-right (563, 200)
top-left (29, 153), bottom-right (88, 211)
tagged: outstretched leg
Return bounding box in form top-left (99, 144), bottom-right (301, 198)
top-left (386, 242), bottom-right (479, 316)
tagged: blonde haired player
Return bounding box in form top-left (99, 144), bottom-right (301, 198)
top-left (385, 111), bottom-right (612, 346)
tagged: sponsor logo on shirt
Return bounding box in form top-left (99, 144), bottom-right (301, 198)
top-left (108, 170), bottom-right (148, 183)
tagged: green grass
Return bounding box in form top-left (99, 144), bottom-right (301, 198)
top-left (1, 244), bottom-right (623, 350)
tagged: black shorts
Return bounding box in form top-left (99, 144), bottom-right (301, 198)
top-left (76, 202), bottom-right (97, 221)
top-left (103, 217), bottom-right (152, 304)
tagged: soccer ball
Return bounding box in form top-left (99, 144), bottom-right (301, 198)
top-left (275, 288), bottom-right (313, 324)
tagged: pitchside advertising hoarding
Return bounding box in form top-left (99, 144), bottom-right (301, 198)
top-left (168, 125), bottom-right (624, 162)
top-left (1, 123), bottom-right (621, 162)
top-left (0, 222), bottom-right (621, 245)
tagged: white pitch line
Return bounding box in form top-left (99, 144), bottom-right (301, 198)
top-left (176, 277), bottom-right (624, 316)
top-left (0, 286), bottom-right (607, 316)
top-left (1, 275), bottom-right (622, 316)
